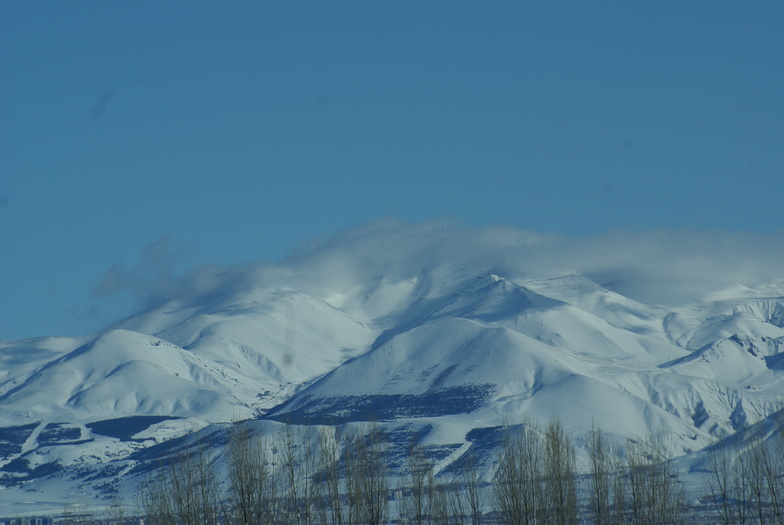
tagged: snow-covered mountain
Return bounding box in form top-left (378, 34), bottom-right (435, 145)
top-left (2, 219), bottom-right (784, 514)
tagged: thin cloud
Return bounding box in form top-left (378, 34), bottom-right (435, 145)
top-left (92, 220), bottom-right (784, 318)
top-left (92, 235), bottom-right (191, 305)
top-left (281, 219), bottom-right (784, 306)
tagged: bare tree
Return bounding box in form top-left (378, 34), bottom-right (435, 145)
top-left (744, 431), bottom-right (784, 525)
top-left (398, 441), bottom-right (430, 525)
top-left (706, 417), bottom-right (784, 525)
top-left (747, 437), bottom-right (770, 525)
top-left (764, 429), bottom-right (784, 525)
top-left (625, 434), bottom-right (685, 525)
top-left (103, 493), bottom-right (126, 525)
top-left (427, 469), bottom-right (449, 525)
top-left (707, 442), bottom-right (751, 525)
top-left (227, 423), bottom-right (279, 525)
top-left (707, 444), bottom-right (734, 525)
top-left (447, 477), bottom-right (469, 525)
top-left (493, 420), bottom-right (543, 525)
top-left (609, 445), bottom-right (627, 525)
top-left (626, 439), bottom-right (647, 525)
top-left (281, 423), bottom-right (318, 525)
top-left (343, 423), bottom-right (389, 525)
top-left (541, 419), bottom-right (577, 525)
top-left (773, 415), bottom-right (784, 525)
top-left (732, 447), bottom-right (752, 525)
top-left (651, 435), bottom-right (686, 525)
top-left (588, 424), bottom-right (612, 525)
top-left (462, 451), bottom-right (485, 525)
top-left (63, 494), bottom-right (94, 525)
top-left (315, 429), bottom-right (361, 525)
top-left (141, 443), bottom-right (223, 525)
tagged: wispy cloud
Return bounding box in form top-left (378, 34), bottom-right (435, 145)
top-left (284, 218), bottom-right (784, 298)
top-left (283, 218), bottom-right (784, 306)
top-left (92, 219), bottom-right (784, 315)
top-left (92, 235), bottom-right (191, 305)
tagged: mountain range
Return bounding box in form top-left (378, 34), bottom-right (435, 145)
top-left (2, 219), bottom-right (784, 515)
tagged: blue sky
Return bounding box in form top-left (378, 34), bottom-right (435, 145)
top-left (1, 2), bottom-right (783, 340)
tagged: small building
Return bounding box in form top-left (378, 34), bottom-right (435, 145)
top-left (0, 518), bottom-right (52, 525)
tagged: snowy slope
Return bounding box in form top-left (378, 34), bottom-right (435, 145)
top-left (268, 273), bottom-right (784, 457)
top-left (0, 329), bottom-right (253, 423)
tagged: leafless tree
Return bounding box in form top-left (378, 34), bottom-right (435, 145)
top-left (398, 441), bottom-right (430, 525)
top-left (588, 424), bottom-right (612, 525)
top-left (732, 446), bottom-right (752, 525)
top-left (705, 422), bottom-right (784, 525)
top-left (609, 445), bottom-right (627, 525)
top-left (427, 469), bottom-right (449, 525)
top-left (625, 434), bottom-right (685, 525)
top-left (140, 443), bottom-right (223, 525)
top-left (282, 422), bottom-right (318, 525)
top-left (541, 419), bottom-right (577, 525)
top-left (493, 419), bottom-right (543, 525)
top-left (744, 432), bottom-right (784, 525)
top-left (775, 417), bottom-right (784, 523)
top-left (765, 428), bottom-right (784, 525)
top-left (62, 494), bottom-right (94, 525)
top-left (707, 442), bottom-right (752, 525)
top-left (103, 493), bottom-right (126, 525)
top-left (626, 439), bottom-right (646, 525)
top-left (447, 477), bottom-right (469, 525)
top-left (343, 423), bottom-right (389, 525)
top-left (707, 443), bottom-right (734, 525)
top-left (314, 426), bottom-right (345, 525)
top-left (226, 423), bottom-right (279, 525)
top-left (462, 450), bottom-right (485, 525)
top-left (747, 437), bottom-right (770, 525)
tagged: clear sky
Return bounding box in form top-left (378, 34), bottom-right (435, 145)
top-left (1, 1), bottom-right (783, 340)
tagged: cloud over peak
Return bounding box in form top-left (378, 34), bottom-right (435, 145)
top-left (93, 219), bottom-right (784, 317)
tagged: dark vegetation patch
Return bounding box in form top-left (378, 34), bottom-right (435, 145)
top-left (38, 423), bottom-right (82, 445)
top-left (43, 439), bottom-right (94, 447)
top-left (440, 425), bottom-right (505, 477)
top-left (267, 384), bottom-right (495, 425)
top-left (0, 443), bottom-right (20, 457)
top-left (0, 422), bottom-right (38, 458)
top-left (81, 461), bottom-right (129, 482)
top-left (304, 423), bottom-right (463, 481)
top-left (429, 364), bottom-right (458, 391)
top-left (86, 416), bottom-right (180, 441)
top-left (126, 433), bottom-right (191, 464)
top-left (1, 457), bottom-right (30, 473)
top-left (764, 353), bottom-right (784, 370)
top-left (0, 457), bottom-right (60, 480)
top-left (370, 424), bottom-right (438, 472)
top-left (692, 401), bottom-right (709, 429)
top-left (126, 427), bottom-right (229, 476)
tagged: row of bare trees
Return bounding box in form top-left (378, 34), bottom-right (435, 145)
top-left (501, 419), bottom-right (784, 525)
top-left (706, 425), bottom-right (784, 525)
top-left (397, 441), bottom-right (484, 525)
top-left (140, 442), bottom-right (223, 525)
top-left (494, 420), bottom-right (686, 525)
top-left (138, 419), bottom-right (691, 525)
top-left (140, 422), bottom-right (392, 525)
top-left (140, 421), bottom-right (491, 525)
top-left (141, 417), bottom-right (784, 525)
